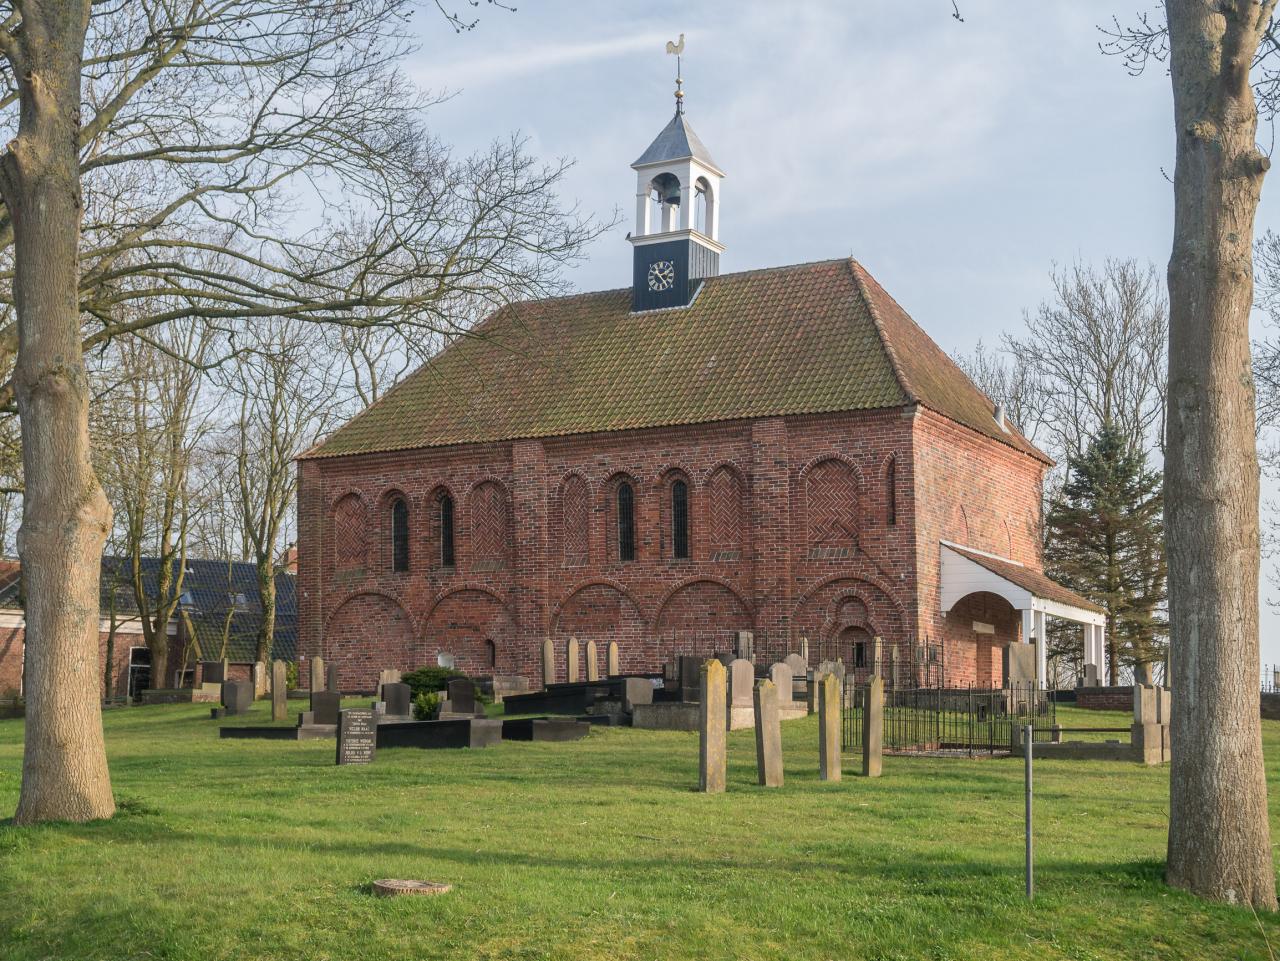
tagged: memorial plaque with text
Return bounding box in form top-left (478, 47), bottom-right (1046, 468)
top-left (336, 709), bottom-right (376, 765)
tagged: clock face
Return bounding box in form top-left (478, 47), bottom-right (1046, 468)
top-left (647, 260), bottom-right (676, 292)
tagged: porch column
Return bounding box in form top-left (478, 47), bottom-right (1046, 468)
top-left (1033, 609), bottom-right (1047, 690)
top-left (1020, 609), bottom-right (1033, 646)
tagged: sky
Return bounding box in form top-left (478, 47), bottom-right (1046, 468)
top-left (407, 1), bottom-right (1280, 666)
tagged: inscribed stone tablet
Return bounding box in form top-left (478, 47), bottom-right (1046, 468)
top-left (337, 709), bottom-right (376, 765)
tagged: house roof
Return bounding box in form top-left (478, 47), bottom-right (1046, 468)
top-left (945, 544), bottom-right (1105, 614)
top-left (303, 258), bottom-right (1049, 464)
top-left (0, 556), bottom-right (298, 663)
top-left (632, 111), bottom-right (721, 171)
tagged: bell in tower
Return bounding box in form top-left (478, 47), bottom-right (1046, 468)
top-left (629, 39), bottom-right (724, 312)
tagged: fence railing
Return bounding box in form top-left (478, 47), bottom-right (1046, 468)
top-left (841, 681), bottom-right (1056, 757)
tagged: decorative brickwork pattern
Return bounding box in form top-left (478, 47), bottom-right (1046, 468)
top-left (469, 481), bottom-right (511, 571)
top-left (560, 475), bottom-right (589, 568)
top-left (805, 458), bottom-right (859, 555)
top-left (333, 494), bottom-right (368, 571)
top-left (706, 465), bottom-right (744, 560)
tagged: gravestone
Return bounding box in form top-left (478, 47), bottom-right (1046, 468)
top-left (383, 682), bottom-right (412, 718)
top-left (566, 637), bottom-right (581, 683)
top-left (807, 670), bottom-right (826, 715)
top-left (1083, 663), bottom-right (1100, 687)
top-left (799, 636), bottom-right (810, 664)
top-left (542, 637), bottom-right (555, 688)
top-left (310, 690), bottom-right (341, 726)
top-left (727, 658), bottom-right (754, 729)
top-left (326, 663), bottom-right (340, 695)
top-left (784, 653), bottom-right (808, 703)
top-left (699, 659), bottom-right (727, 793)
top-left (202, 660), bottom-right (229, 685)
top-left (754, 679), bottom-right (783, 787)
top-left (585, 639), bottom-right (600, 682)
top-left (728, 659), bottom-right (753, 704)
top-left (377, 669), bottom-right (402, 700)
top-left (818, 673), bottom-right (841, 782)
top-left (336, 708), bottom-right (377, 765)
top-left (1133, 684), bottom-right (1156, 724)
top-left (271, 659), bottom-right (288, 722)
top-left (622, 677), bottom-right (653, 713)
top-left (769, 663), bottom-right (793, 703)
top-left (252, 661), bottom-right (268, 698)
top-left (309, 656), bottom-right (325, 692)
top-left (862, 675), bottom-right (884, 777)
top-left (734, 630), bottom-right (755, 662)
top-left (871, 637), bottom-right (884, 677)
top-left (679, 655), bottom-right (703, 702)
top-left (447, 678), bottom-right (477, 715)
top-left (607, 640), bottom-right (621, 677)
top-left (1003, 643), bottom-right (1037, 688)
top-left (1134, 661), bottom-right (1155, 686)
top-left (221, 679), bottom-right (254, 715)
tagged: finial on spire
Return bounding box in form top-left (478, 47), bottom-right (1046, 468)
top-left (665, 33), bottom-right (686, 113)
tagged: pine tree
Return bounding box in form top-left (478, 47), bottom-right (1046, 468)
top-left (1045, 423), bottom-right (1167, 682)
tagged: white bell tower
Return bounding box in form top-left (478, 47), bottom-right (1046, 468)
top-left (629, 44), bottom-right (724, 311)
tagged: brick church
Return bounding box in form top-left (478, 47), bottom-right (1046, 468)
top-left (297, 89), bottom-right (1106, 694)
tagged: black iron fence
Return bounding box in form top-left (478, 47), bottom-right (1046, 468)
top-left (841, 681), bottom-right (1056, 758)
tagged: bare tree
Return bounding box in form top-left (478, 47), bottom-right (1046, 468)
top-left (1104, 1), bottom-right (1279, 909)
top-left (1003, 260), bottom-right (1168, 463)
top-left (953, 340), bottom-right (1052, 448)
top-left (219, 318), bottom-right (341, 664)
top-left (0, 0), bottom-right (606, 823)
top-left (95, 323), bottom-right (213, 691)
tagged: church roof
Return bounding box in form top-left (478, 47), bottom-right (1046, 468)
top-left (632, 111), bottom-right (721, 172)
top-left (303, 258), bottom-right (1049, 464)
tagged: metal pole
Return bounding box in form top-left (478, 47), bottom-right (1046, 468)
top-left (1024, 722), bottom-right (1033, 900)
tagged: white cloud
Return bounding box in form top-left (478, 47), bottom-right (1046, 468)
top-left (411, 31), bottom-right (672, 92)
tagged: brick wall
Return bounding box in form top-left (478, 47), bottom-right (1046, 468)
top-left (911, 408), bottom-right (1047, 686)
top-left (0, 620), bottom-right (185, 698)
top-left (297, 405), bottom-right (1047, 691)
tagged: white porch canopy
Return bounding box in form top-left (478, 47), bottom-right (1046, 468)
top-left (939, 541), bottom-right (1107, 687)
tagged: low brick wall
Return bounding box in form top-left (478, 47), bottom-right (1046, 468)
top-left (1076, 686), bottom-right (1134, 711)
top-left (1261, 692), bottom-right (1280, 720)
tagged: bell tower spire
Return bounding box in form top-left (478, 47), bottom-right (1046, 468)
top-left (630, 35), bottom-right (724, 312)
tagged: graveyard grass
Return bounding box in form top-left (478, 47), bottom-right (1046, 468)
top-left (0, 704), bottom-right (1278, 960)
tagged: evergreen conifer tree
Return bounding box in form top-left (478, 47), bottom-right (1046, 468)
top-left (1045, 423), bottom-right (1167, 682)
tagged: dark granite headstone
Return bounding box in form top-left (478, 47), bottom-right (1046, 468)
top-left (220, 679), bottom-right (254, 715)
top-left (679, 656), bottom-right (703, 702)
top-left (447, 678), bottom-right (476, 714)
top-left (383, 682), bottom-right (411, 718)
top-left (376, 718), bottom-right (501, 749)
top-left (336, 708), bottom-right (377, 765)
top-left (311, 690), bottom-right (342, 726)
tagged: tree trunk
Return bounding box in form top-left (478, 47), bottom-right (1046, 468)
top-left (256, 558), bottom-right (276, 665)
top-left (1165, 0), bottom-right (1277, 909)
top-left (0, 2), bottom-right (115, 824)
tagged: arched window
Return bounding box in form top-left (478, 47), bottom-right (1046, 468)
top-left (671, 479), bottom-right (690, 559)
top-left (617, 482), bottom-right (636, 562)
top-left (391, 498), bottom-right (409, 572)
top-left (886, 457), bottom-right (898, 526)
top-left (439, 494), bottom-right (455, 567)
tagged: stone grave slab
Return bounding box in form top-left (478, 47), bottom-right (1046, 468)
top-left (336, 708), bottom-right (377, 765)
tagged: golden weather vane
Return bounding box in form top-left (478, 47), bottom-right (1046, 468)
top-left (666, 33), bottom-right (685, 113)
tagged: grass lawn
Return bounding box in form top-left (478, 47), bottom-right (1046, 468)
top-left (1, 700), bottom-right (1278, 960)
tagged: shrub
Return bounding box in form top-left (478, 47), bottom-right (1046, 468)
top-left (402, 666), bottom-right (465, 700)
top-left (412, 691), bottom-right (441, 720)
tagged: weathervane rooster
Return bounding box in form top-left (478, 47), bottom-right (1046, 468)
top-left (666, 34), bottom-right (686, 112)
